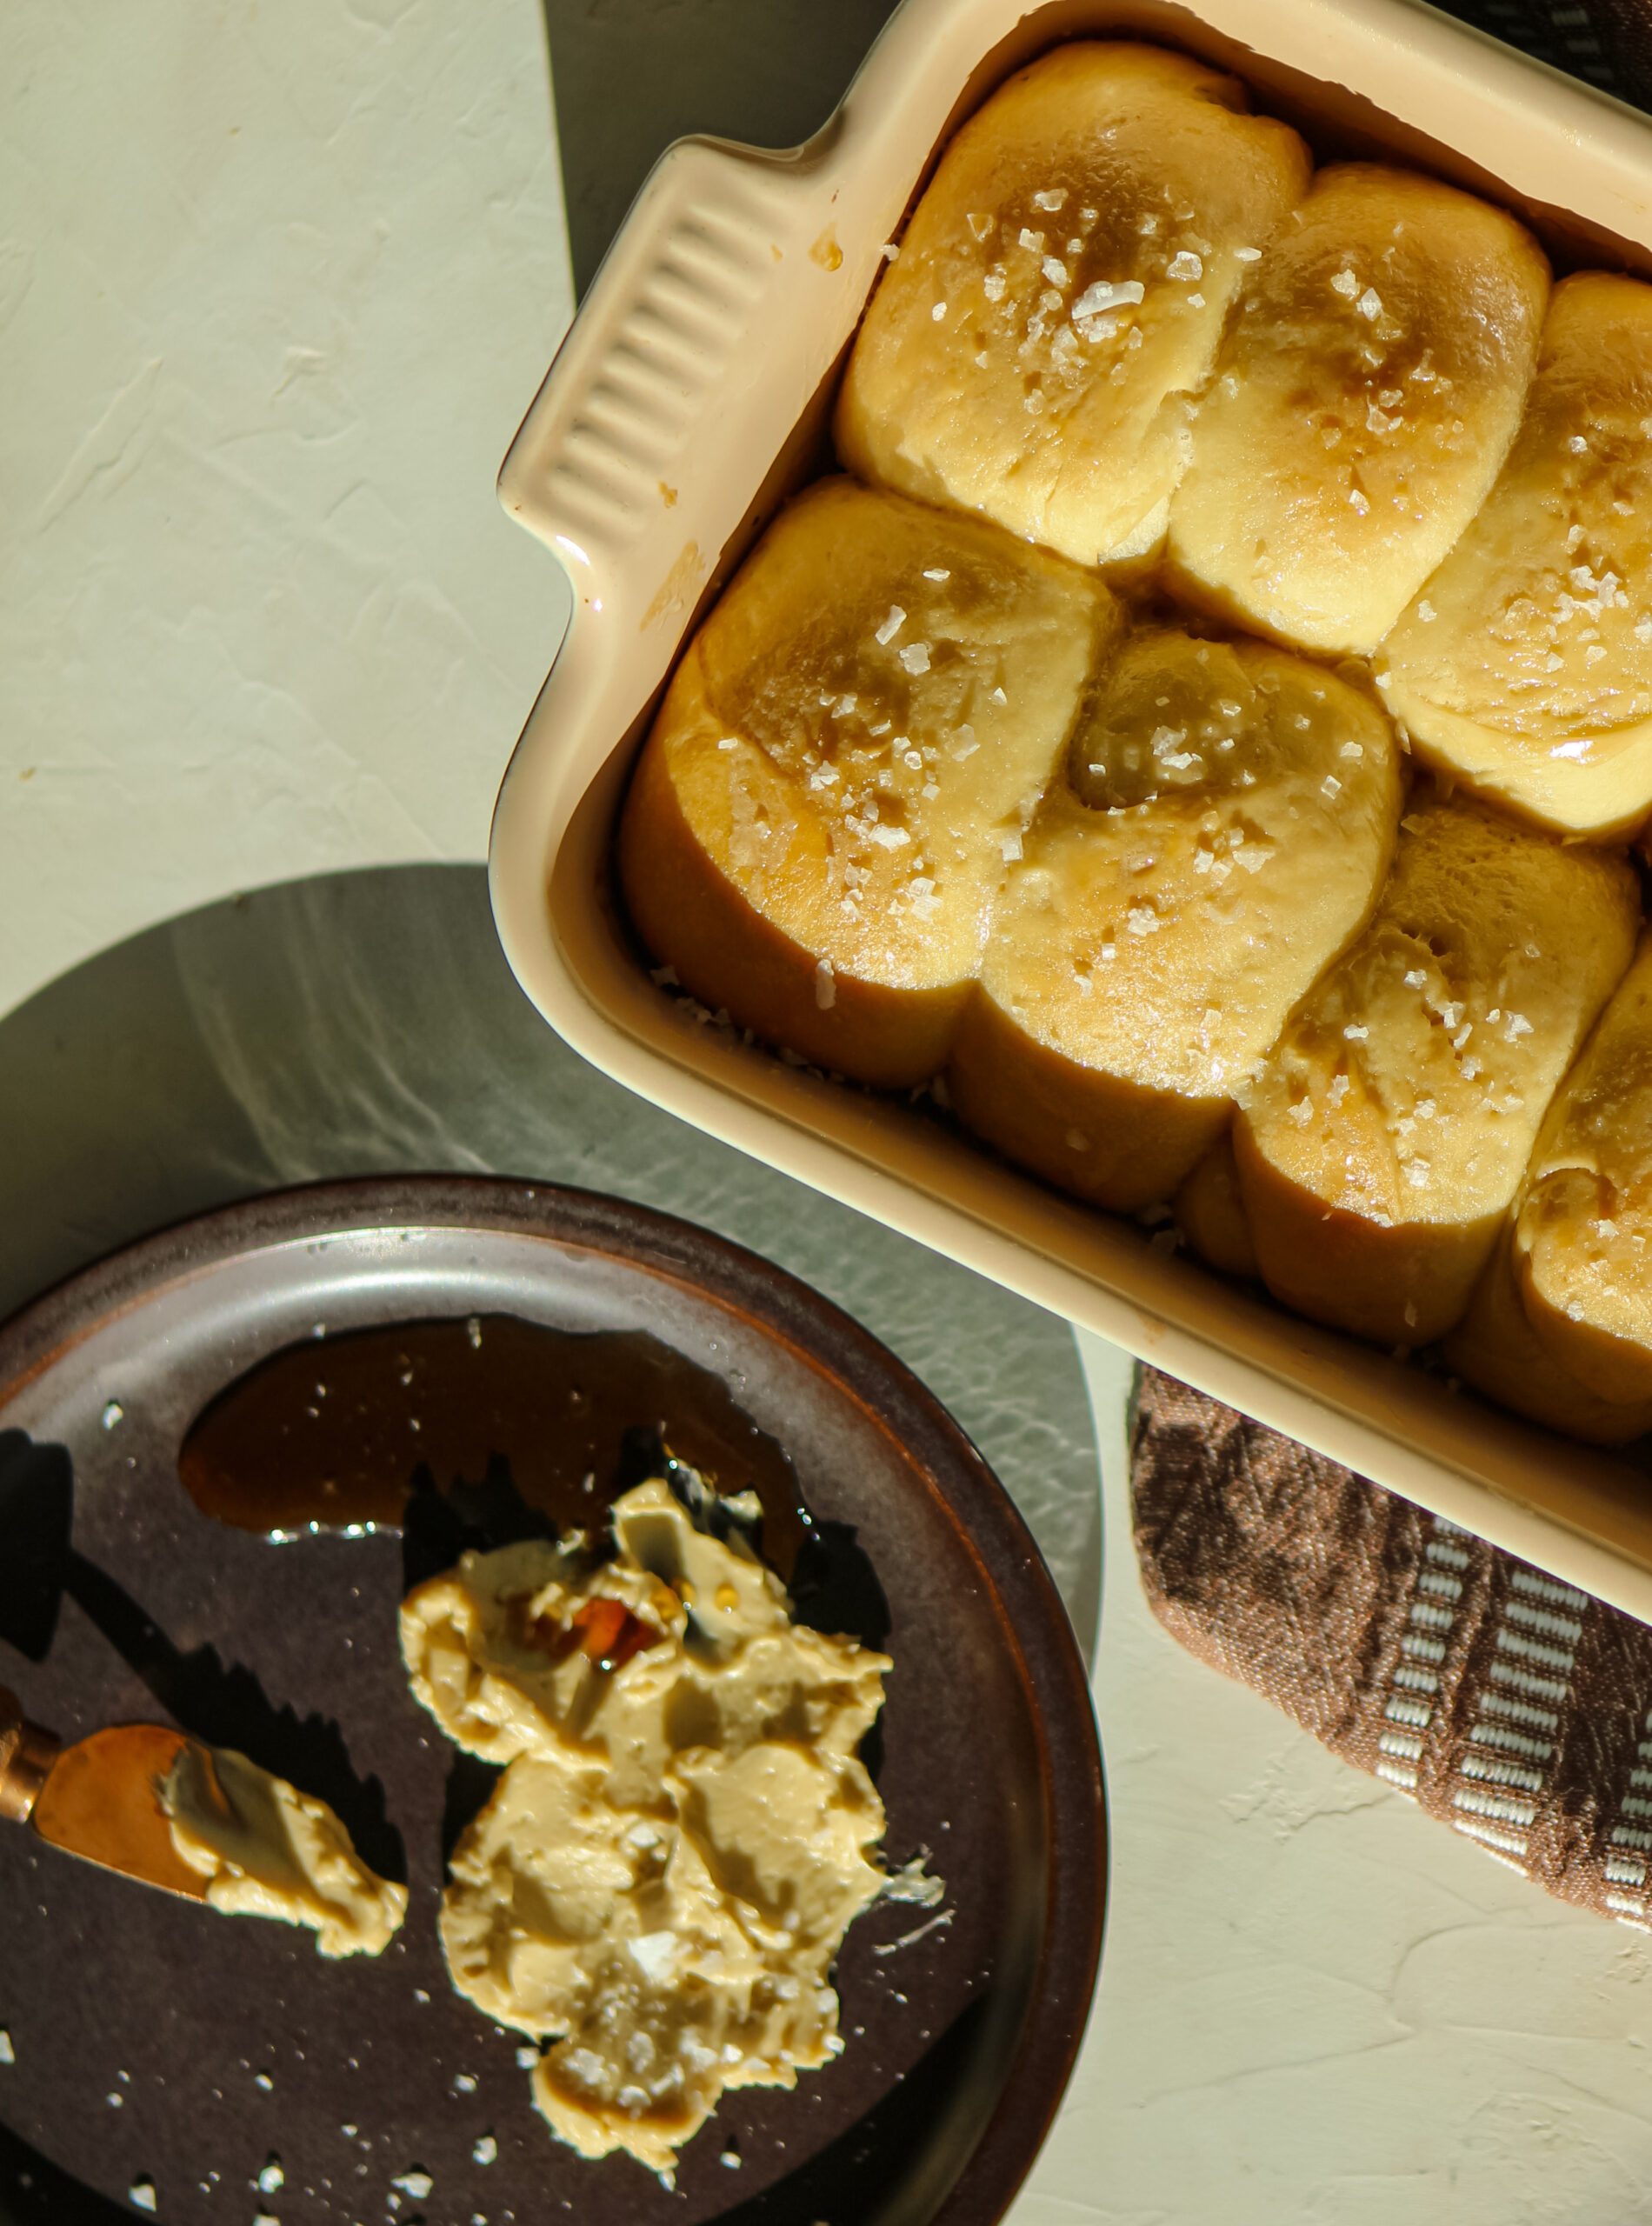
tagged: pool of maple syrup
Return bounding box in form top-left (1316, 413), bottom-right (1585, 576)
top-left (177, 1315), bottom-right (812, 1579)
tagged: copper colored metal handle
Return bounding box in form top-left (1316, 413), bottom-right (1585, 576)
top-left (0, 1683), bottom-right (62, 1823)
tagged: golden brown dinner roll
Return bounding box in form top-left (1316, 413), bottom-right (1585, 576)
top-left (1447, 1229), bottom-right (1652, 1447)
top-left (836, 43), bottom-right (1309, 571)
top-left (1165, 165), bottom-right (1548, 656)
top-left (1379, 273), bottom-right (1652, 837)
top-left (1174, 1130), bottom-right (1258, 1278)
top-left (1235, 795), bottom-right (1638, 1348)
top-left (619, 477), bottom-right (1115, 1086)
top-left (1493, 936), bottom-right (1652, 1410)
top-left (945, 628), bottom-right (1401, 1212)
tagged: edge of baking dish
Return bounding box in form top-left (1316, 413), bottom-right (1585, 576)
top-left (490, 0), bottom-right (1652, 1621)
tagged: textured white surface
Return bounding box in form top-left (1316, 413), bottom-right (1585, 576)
top-left (0, 0), bottom-right (573, 1023)
top-left (1053, 1331), bottom-right (1652, 2224)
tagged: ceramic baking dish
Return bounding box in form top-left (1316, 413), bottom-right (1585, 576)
top-left (490, 0), bottom-right (1652, 1619)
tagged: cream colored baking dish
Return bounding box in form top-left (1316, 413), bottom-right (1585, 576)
top-left (490, 0), bottom-right (1652, 1618)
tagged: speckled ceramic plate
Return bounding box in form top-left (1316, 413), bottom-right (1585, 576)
top-left (0, 1177), bottom-right (1104, 2226)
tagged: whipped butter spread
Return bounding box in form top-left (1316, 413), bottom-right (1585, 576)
top-left (158, 1743), bottom-right (408, 1959)
top-left (401, 1477), bottom-right (895, 2179)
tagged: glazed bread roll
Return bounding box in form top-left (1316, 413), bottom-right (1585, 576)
top-left (1451, 937), bottom-right (1652, 1432)
top-left (1174, 1130), bottom-right (1258, 1278)
top-left (1448, 1230), bottom-right (1652, 1446)
top-left (836, 43), bottom-right (1309, 571)
top-left (619, 477), bottom-right (1114, 1086)
top-left (1379, 273), bottom-right (1652, 837)
top-left (1166, 165), bottom-right (1548, 656)
top-left (946, 628), bottom-right (1401, 1211)
top-left (1235, 796), bottom-right (1638, 1347)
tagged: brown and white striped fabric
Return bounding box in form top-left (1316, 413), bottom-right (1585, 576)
top-left (1443, 0), bottom-right (1652, 106)
top-left (1132, 1369), bottom-right (1652, 1927)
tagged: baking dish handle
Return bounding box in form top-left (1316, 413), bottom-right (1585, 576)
top-left (496, 129), bottom-right (870, 634)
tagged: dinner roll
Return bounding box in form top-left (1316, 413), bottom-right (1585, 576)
top-left (946, 628), bottom-right (1400, 1211)
top-left (1495, 937), bottom-right (1652, 1409)
top-left (1174, 1130), bottom-right (1258, 1277)
top-left (1379, 273), bottom-right (1652, 837)
top-left (1235, 795), bottom-right (1638, 1347)
top-left (619, 477), bottom-right (1114, 1086)
top-left (836, 43), bottom-right (1309, 571)
top-left (1166, 165), bottom-right (1548, 656)
top-left (1448, 1229), bottom-right (1652, 1447)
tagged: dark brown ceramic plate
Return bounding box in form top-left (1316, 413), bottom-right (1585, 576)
top-left (0, 1177), bottom-right (1105, 2226)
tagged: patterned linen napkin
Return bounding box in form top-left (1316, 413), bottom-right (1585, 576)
top-left (1131, 1370), bottom-right (1652, 1927)
top-left (1444, 0), bottom-right (1652, 102)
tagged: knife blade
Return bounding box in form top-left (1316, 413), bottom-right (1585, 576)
top-left (2, 1687), bottom-right (210, 1900)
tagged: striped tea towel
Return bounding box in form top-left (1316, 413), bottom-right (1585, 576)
top-left (1131, 1368), bottom-right (1652, 1926)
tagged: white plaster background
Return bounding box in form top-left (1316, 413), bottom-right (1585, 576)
top-left (4, 1), bottom-right (1652, 2219)
top-left (0, 0), bottom-right (573, 1018)
top-left (1062, 1335), bottom-right (1652, 2226)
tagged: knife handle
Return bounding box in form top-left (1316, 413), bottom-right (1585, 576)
top-left (0, 1684), bottom-right (62, 1824)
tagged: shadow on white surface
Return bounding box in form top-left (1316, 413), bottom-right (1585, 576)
top-left (0, 862), bottom-right (1102, 1654)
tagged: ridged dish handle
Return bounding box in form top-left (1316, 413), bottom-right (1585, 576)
top-left (497, 130), bottom-right (874, 644)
